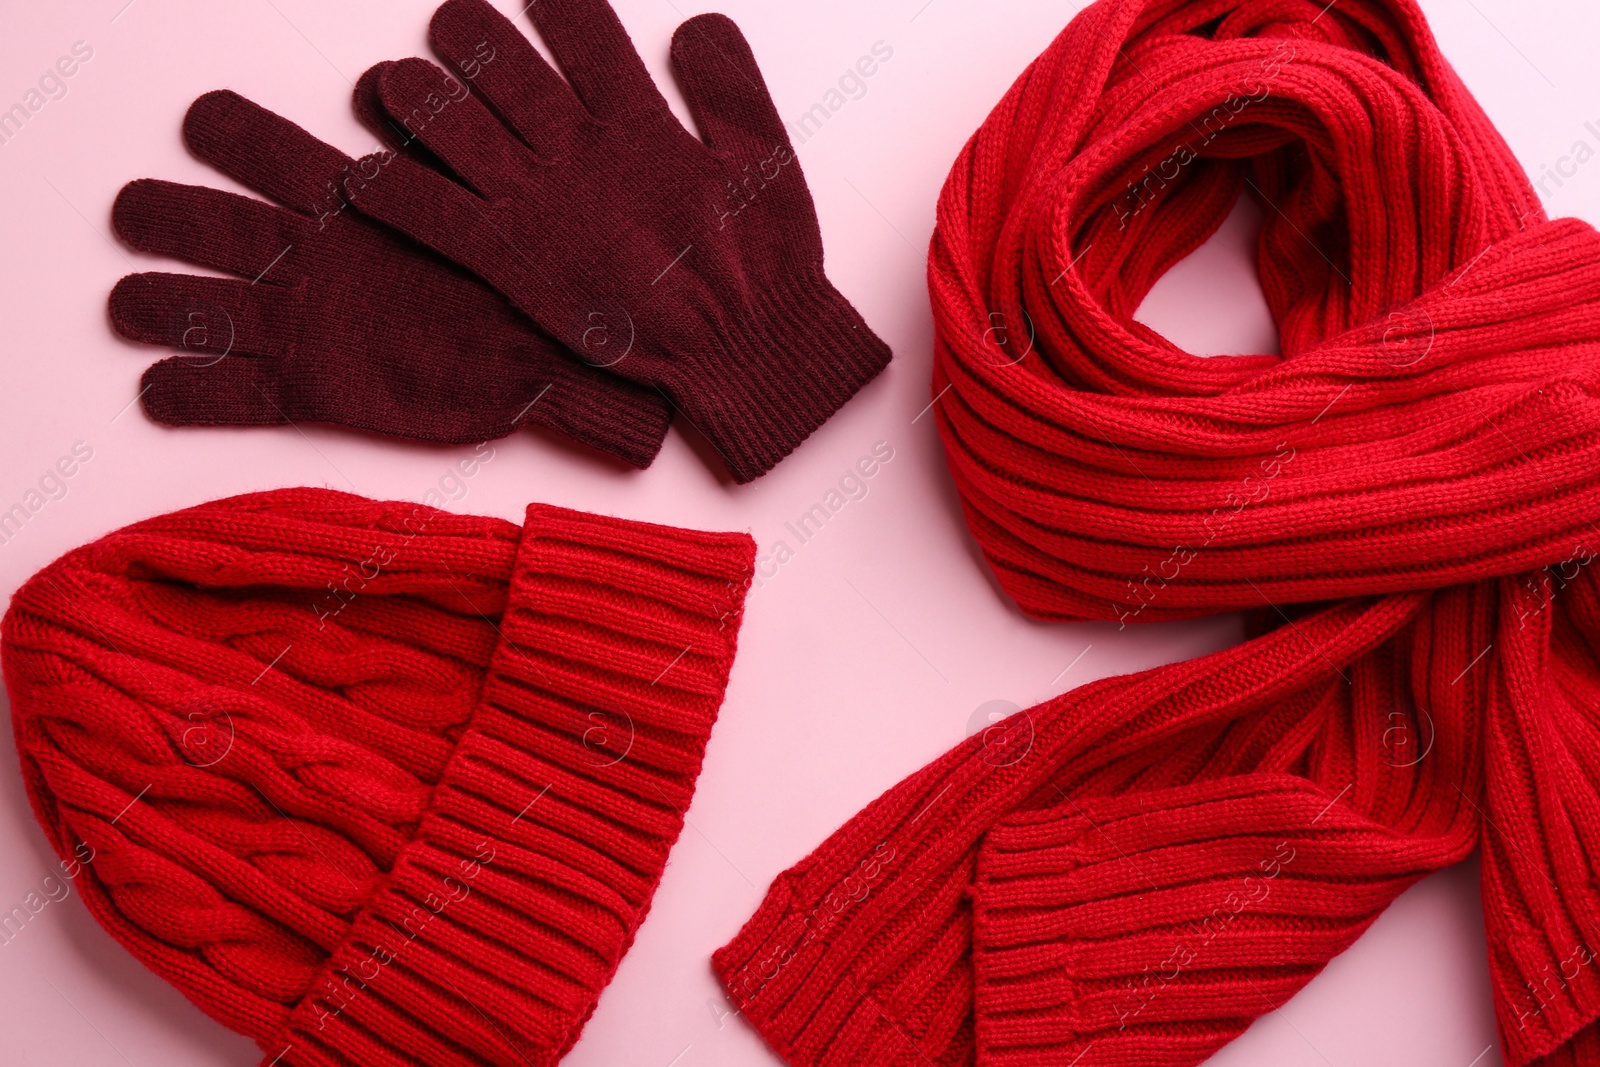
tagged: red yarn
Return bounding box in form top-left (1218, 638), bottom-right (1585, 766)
top-left (716, 1), bottom-right (1600, 1065)
top-left (4, 489), bottom-right (755, 1066)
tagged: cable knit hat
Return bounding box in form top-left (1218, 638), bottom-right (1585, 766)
top-left (2, 488), bottom-right (755, 1067)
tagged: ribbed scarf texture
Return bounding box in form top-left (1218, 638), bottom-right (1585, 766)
top-left (715, 1), bottom-right (1600, 1065)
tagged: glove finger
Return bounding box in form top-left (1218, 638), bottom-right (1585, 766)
top-left (183, 90), bottom-right (353, 220)
top-left (140, 354), bottom-right (289, 427)
top-left (113, 179), bottom-right (307, 283)
top-left (373, 58), bottom-right (530, 200)
top-left (343, 150), bottom-right (516, 287)
top-left (355, 62), bottom-right (476, 186)
top-left (670, 15), bottom-right (791, 160)
top-left (109, 272), bottom-right (295, 359)
top-left (354, 62), bottom-right (418, 153)
top-left (429, 0), bottom-right (585, 153)
top-left (526, 0), bottom-right (669, 123)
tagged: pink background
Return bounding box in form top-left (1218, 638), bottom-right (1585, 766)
top-left (0, 0), bottom-right (1595, 1063)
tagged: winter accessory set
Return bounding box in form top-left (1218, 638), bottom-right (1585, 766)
top-left (6, 0), bottom-right (1599, 1065)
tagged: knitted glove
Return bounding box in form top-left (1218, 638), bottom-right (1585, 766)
top-left (109, 89), bottom-right (671, 468)
top-left (345, 0), bottom-right (892, 482)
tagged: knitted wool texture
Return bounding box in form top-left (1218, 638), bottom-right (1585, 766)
top-left (715, 1), bottom-right (1600, 1065)
top-left (110, 91), bottom-right (672, 469)
top-left (4, 488), bottom-right (755, 1067)
top-left (342, 0), bottom-right (893, 483)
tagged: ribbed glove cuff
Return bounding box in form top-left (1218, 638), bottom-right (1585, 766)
top-left (673, 275), bottom-right (891, 482)
top-left (524, 357), bottom-right (672, 469)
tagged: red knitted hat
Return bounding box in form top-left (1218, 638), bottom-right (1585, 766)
top-left (2, 488), bottom-right (755, 1067)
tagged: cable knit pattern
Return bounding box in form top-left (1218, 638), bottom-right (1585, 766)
top-left (3, 488), bottom-right (754, 1066)
top-left (716, 1), bottom-right (1600, 1065)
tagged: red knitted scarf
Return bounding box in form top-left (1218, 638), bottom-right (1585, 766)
top-left (716, 1), bottom-right (1600, 1064)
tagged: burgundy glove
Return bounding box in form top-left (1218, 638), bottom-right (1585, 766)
top-left (345, 0), bottom-right (892, 482)
top-left (110, 89), bottom-right (671, 468)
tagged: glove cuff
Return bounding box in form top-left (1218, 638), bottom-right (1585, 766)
top-left (674, 274), bottom-right (891, 482)
top-left (521, 357), bottom-right (673, 470)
